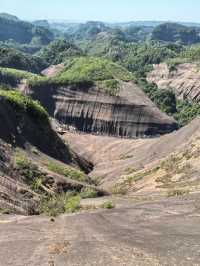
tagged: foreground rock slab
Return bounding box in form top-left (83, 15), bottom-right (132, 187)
top-left (0, 195), bottom-right (200, 266)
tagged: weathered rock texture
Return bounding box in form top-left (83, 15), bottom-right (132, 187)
top-left (30, 81), bottom-right (177, 138)
top-left (64, 117), bottom-right (200, 193)
top-left (0, 99), bottom-right (95, 214)
top-left (147, 63), bottom-right (200, 102)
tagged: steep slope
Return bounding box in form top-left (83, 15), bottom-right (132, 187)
top-left (63, 117), bottom-right (200, 195)
top-left (147, 63), bottom-right (200, 102)
top-left (0, 90), bottom-right (101, 214)
top-left (28, 57), bottom-right (177, 138)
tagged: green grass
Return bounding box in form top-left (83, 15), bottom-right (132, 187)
top-left (14, 150), bottom-right (30, 169)
top-left (0, 89), bottom-right (49, 122)
top-left (0, 67), bottom-right (37, 80)
top-left (101, 201), bottom-right (115, 209)
top-left (46, 161), bottom-right (89, 183)
top-left (97, 79), bottom-right (120, 96)
top-left (80, 187), bottom-right (98, 199)
top-left (39, 193), bottom-right (81, 217)
top-left (167, 189), bottom-right (189, 197)
top-left (60, 57), bottom-right (133, 82)
top-left (64, 195), bottom-right (81, 213)
top-left (0, 67), bottom-right (38, 87)
top-left (28, 57), bottom-right (134, 96)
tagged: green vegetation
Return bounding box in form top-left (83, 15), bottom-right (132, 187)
top-left (64, 195), bottom-right (81, 213)
top-left (80, 187), bottom-right (98, 199)
top-left (37, 39), bottom-right (83, 65)
top-left (39, 193), bottom-right (80, 217)
top-left (167, 189), bottom-right (189, 197)
top-left (0, 208), bottom-right (11, 214)
top-left (174, 100), bottom-right (200, 126)
top-left (28, 57), bottom-right (134, 96)
top-left (138, 80), bottom-right (177, 115)
top-left (0, 47), bottom-right (47, 73)
top-left (101, 201), bottom-right (115, 209)
top-left (138, 80), bottom-right (200, 126)
top-left (98, 79), bottom-right (120, 96)
top-left (0, 90), bottom-right (49, 122)
top-left (152, 23), bottom-right (200, 45)
top-left (46, 161), bottom-right (89, 183)
top-left (0, 14), bottom-right (54, 45)
top-left (0, 67), bottom-right (38, 87)
top-left (60, 57), bottom-right (133, 82)
top-left (14, 150), bottom-right (30, 169)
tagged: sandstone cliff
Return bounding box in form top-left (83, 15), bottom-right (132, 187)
top-left (30, 81), bottom-right (177, 138)
top-left (147, 63), bottom-right (200, 102)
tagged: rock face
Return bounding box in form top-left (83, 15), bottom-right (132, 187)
top-left (147, 63), bottom-right (200, 102)
top-left (64, 117), bottom-right (200, 192)
top-left (31, 81), bottom-right (177, 138)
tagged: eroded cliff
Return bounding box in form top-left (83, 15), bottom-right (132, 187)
top-left (30, 81), bottom-right (177, 138)
top-left (147, 63), bottom-right (200, 102)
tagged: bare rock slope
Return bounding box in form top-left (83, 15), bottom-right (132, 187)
top-left (147, 63), bottom-right (200, 102)
top-left (64, 117), bottom-right (200, 194)
top-left (0, 97), bottom-right (98, 214)
top-left (30, 79), bottom-right (177, 138)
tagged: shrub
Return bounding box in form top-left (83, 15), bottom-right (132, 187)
top-left (64, 195), bottom-right (81, 213)
top-left (47, 161), bottom-right (89, 183)
top-left (39, 193), bottom-right (80, 217)
top-left (167, 189), bottom-right (189, 197)
top-left (80, 187), bottom-right (98, 199)
top-left (101, 201), bottom-right (115, 209)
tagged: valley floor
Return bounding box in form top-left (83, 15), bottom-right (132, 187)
top-left (0, 194), bottom-right (200, 266)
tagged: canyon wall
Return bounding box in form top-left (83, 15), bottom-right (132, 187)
top-left (31, 81), bottom-right (177, 138)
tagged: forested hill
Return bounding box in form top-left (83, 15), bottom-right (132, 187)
top-left (0, 13), bottom-right (54, 45)
top-left (151, 23), bottom-right (200, 45)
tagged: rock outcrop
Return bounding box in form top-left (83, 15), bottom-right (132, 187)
top-left (147, 63), bottom-right (200, 102)
top-left (64, 117), bottom-right (200, 193)
top-left (30, 81), bottom-right (177, 138)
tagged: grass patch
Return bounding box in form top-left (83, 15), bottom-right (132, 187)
top-left (80, 187), bottom-right (98, 199)
top-left (64, 195), bottom-right (81, 213)
top-left (46, 161), bottom-right (89, 183)
top-left (0, 208), bottom-right (11, 214)
top-left (101, 201), bottom-right (115, 209)
top-left (28, 57), bottom-right (134, 96)
top-left (97, 79), bottom-right (120, 96)
top-left (167, 189), bottom-right (189, 197)
top-left (0, 67), bottom-right (38, 87)
top-left (0, 90), bottom-right (49, 123)
top-left (39, 193), bottom-right (80, 217)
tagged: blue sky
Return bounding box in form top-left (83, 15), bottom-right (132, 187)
top-left (1, 0), bottom-right (200, 22)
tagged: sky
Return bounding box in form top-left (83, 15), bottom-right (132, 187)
top-left (1, 0), bottom-right (200, 22)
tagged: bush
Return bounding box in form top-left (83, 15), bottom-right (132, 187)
top-left (167, 189), bottom-right (189, 197)
top-left (47, 161), bottom-right (89, 183)
top-left (139, 80), bottom-right (177, 115)
top-left (101, 201), bottom-right (115, 209)
top-left (80, 187), bottom-right (98, 199)
top-left (64, 195), bottom-right (81, 213)
top-left (39, 193), bottom-right (80, 217)
top-left (174, 100), bottom-right (200, 126)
